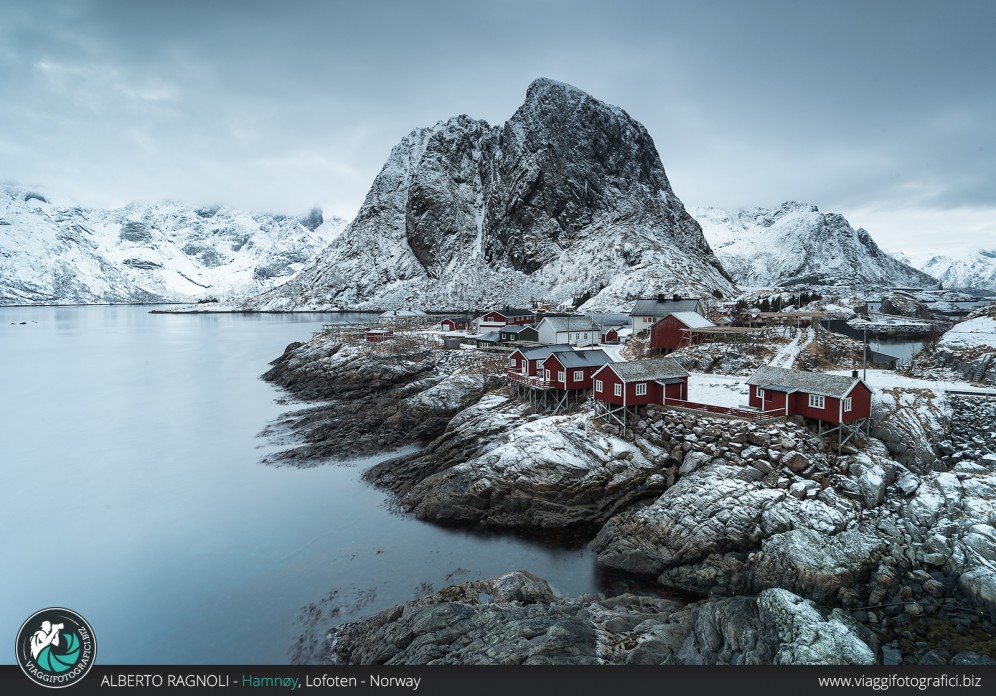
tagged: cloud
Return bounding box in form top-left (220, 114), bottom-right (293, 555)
top-left (0, 0), bottom-right (993, 254)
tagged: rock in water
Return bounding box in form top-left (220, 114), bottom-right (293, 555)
top-left (251, 78), bottom-right (735, 312)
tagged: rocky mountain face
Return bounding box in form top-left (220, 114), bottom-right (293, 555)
top-left (894, 249), bottom-right (996, 293)
top-left (0, 184), bottom-right (343, 305)
top-left (695, 202), bottom-right (938, 289)
top-left (252, 78), bottom-right (736, 312)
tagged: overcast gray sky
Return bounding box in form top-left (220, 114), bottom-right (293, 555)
top-left (2, 0), bottom-right (993, 254)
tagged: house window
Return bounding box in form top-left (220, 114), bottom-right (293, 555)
top-left (573, 370), bottom-right (583, 382)
top-left (544, 369), bottom-right (550, 381)
top-left (595, 380), bottom-right (603, 392)
top-left (844, 397), bottom-right (852, 412)
top-left (614, 384), bottom-right (622, 397)
top-left (808, 394), bottom-right (825, 409)
top-left (509, 357), bottom-right (515, 366)
top-left (756, 387), bottom-right (764, 399)
top-left (575, 333), bottom-right (580, 341)
top-left (635, 383), bottom-right (647, 396)
top-left (558, 371), bottom-right (565, 382)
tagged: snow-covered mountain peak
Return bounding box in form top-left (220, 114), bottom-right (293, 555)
top-left (251, 79), bottom-right (735, 311)
top-left (695, 202), bottom-right (937, 289)
top-left (0, 186), bottom-right (345, 305)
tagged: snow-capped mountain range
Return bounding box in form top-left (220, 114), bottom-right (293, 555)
top-left (891, 249), bottom-right (996, 294)
top-left (0, 184), bottom-right (344, 305)
top-left (250, 78), bottom-right (736, 312)
top-left (694, 202), bottom-right (939, 289)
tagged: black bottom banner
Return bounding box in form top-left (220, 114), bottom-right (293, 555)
top-left (1, 664), bottom-right (994, 695)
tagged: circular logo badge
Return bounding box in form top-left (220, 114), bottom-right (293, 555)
top-left (15, 608), bottom-right (97, 688)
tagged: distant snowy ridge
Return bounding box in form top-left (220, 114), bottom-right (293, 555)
top-left (892, 249), bottom-right (996, 293)
top-left (0, 184), bottom-right (344, 305)
top-left (694, 202), bottom-right (938, 289)
top-left (250, 78), bottom-right (736, 312)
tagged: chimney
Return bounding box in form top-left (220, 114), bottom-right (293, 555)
top-left (851, 370), bottom-right (859, 379)
top-left (657, 293), bottom-right (666, 303)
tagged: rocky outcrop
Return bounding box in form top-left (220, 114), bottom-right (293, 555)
top-left (252, 78), bottom-right (735, 312)
top-left (326, 571), bottom-right (876, 665)
top-left (261, 335), bottom-right (500, 462)
top-left (394, 401), bottom-right (663, 532)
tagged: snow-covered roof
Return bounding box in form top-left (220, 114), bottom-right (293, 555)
top-left (747, 365), bottom-right (863, 399)
top-left (515, 343), bottom-right (574, 361)
top-left (667, 311), bottom-right (715, 329)
top-left (602, 357), bottom-right (688, 382)
top-left (630, 298), bottom-right (703, 317)
top-left (538, 316), bottom-right (600, 333)
top-left (441, 316), bottom-right (471, 323)
top-left (476, 331), bottom-right (501, 343)
top-left (545, 349), bottom-right (612, 369)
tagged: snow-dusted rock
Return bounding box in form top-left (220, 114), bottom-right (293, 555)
top-left (756, 589), bottom-right (875, 665)
top-left (592, 461), bottom-right (850, 576)
top-left (325, 571), bottom-right (875, 666)
top-left (399, 405), bottom-right (661, 530)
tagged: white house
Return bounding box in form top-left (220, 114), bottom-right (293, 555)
top-left (535, 316), bottom-right (599, 347)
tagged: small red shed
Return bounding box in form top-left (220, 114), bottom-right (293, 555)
top-left (440, 316), bottom-right (471, 331)
top-left (650, 312), bottom-right (716, 351)
top-left (746, 366), bottom-right (872, 424)
top-left (365, 329), bottom-right (394, 343)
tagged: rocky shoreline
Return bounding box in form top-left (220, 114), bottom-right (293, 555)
top-left (264, 336), bottom-right (996, 665)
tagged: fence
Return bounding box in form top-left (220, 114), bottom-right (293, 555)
top-left (660, 398), bottom-right (785, 422)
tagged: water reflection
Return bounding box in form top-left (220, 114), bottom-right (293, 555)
top-left (0, 306), bottom-right (608, 665)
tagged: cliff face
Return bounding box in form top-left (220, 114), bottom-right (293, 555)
top-left (253, 79), bottom-right (736, 311)
top-left (696, 201), bottom-right (939, 289)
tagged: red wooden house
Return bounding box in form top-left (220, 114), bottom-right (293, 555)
top-left (540, 350), bottom-right (612, 391)
top-left (478, 308), bottom-right (536, 330)
top-left (507, 344), bottom-right (573, 379)
top-left (592, 357), bottom-right (689, 406)
top-left (650, 312), bottom-right (716, 351)
top-left (440, 316), bottom-right (471, 331)
top-left (746, 366), bottom-right (872, 424)
top-left (599, 325), bottom-right (624, 344)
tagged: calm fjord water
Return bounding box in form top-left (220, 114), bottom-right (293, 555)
top-left (0, 306), bottom-right (601, 664)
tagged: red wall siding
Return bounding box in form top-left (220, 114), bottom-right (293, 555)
top-left (650, 316), bottom-right (702, 351)
top-left (792, 392), bottom-right (841, 423)
top-left (843, 382), bottom-right (872, 421)
top-left (601, 328), bottom-right (619, 343)
top-left (593, 367), bottom-right (625, 405)
top-left (664, 380), bottom-right (687, 400)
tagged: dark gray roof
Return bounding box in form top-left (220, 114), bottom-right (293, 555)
top-left (500, 325), bottom-right (534, 335)
top-left (545, 349), bottom-right (612, 369)
top-left (630, 298), bottom-right (704, 317)
top-left (600, 357), bottom-right (689, 382)
top-left (538, 316), bottom-right (600, 333)
top-left (441, 316), bottom-right (471, 323)
top-left (491, 308), bottom-right (534, 318)
top-left (747, 366), bottom-right (862, 398)
top-left (516, 343), bottom-right (574, 361)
